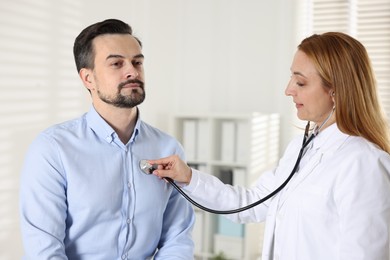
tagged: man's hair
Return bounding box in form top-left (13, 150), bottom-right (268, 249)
top-left (73, 19), bottom-right (142, 72)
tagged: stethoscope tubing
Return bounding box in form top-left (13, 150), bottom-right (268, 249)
top-left (164, 109), bottom-right (335, 214)
top-left (165, 132), bottom-right (315, 215)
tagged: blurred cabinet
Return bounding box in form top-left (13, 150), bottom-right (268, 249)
top-left (172, 113), bottom-right (280, 260)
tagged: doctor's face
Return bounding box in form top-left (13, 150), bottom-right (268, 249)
top-left (285, 50), bottom-right (334, 126)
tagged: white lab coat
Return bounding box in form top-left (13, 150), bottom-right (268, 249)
top-left (185, 124), bottom-right (390, 260)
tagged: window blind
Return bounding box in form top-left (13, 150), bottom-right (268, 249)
top-left (357, 0), bottom-right (390, 116)
top-left (309, 0), bottom-right (390, 118)
top-left (0, 1), bottom-right (85, 258)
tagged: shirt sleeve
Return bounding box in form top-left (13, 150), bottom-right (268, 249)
top-left (19, 133), bottom-right (68, 259)
top-left (153, 150), bottom-right (195, 259)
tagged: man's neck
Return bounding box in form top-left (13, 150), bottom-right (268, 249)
top-left (94, 103), bottom-right (138, 144)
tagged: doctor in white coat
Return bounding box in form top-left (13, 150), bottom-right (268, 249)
top-left (150, 32), bottom-right (390, 260)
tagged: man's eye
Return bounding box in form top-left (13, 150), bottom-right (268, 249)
top-left (296, 82), bottom-right (304, 87)
top-left (133, 61), bottom-right (143, 66)
top-left (111, 61), bottom-right (123, 67)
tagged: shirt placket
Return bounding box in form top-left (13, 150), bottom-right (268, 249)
top-left (120, 143), bottom-right (136, 259)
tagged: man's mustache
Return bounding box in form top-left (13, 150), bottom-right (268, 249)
top-left (118, 79), bottom-right (144, 89)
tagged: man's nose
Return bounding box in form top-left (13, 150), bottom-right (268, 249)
top-left (125, 64), bottom-right (139, 79)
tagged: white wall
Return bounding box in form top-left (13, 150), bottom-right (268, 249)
top-left (0, 0), bottom-right (304, 258)
top-left (81, 0), bottom-right (304, 143)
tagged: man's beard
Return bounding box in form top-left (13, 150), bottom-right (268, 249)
top-left (97, 79), bottom-right (145, 108)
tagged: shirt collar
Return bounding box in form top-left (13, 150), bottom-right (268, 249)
top-left (86, 106), bottom-right (141, 144)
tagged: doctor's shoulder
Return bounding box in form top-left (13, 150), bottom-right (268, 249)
top-left (338, 135), bottom-right (390, 165)
top-left (325, 135), bottom-right (390, 203)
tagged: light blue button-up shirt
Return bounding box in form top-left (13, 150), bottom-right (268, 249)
top-left (20, 106), bottom-right (194, 259)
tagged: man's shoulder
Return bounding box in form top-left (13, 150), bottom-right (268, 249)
top-left (38, 114), bottom-right (87, 142)
top-left (139, 120), bottom-right (175, 140)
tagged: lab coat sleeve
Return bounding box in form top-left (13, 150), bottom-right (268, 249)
top-left (183, 134), bottom-right (303, 223)
top-left (335, 148), bottom-right (390, 259)
top-left (184, 168), bottom-right (276, 223)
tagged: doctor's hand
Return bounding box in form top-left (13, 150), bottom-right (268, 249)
top-left (148, 155), bottom-right (192, 185)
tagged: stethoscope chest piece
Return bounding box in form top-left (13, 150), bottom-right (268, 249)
top-left (139, 159), bottom-right (156, 175)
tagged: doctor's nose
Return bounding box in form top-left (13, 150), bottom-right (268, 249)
top-left (285, 80), bottom-right (295, 96)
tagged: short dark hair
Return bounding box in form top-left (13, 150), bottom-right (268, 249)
top-left (73, 19), bottom-right (142, 72)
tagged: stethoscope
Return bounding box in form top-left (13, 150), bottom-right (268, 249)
top-left (139, 109), bottom-right (334, 215)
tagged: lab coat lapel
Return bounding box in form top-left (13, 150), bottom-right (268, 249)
top-left (261, 124), bottom-right (349, 260)
top-left (277, 151), bottom-right (324, 208)
top-left (276, 124), bottom-right (346, 209)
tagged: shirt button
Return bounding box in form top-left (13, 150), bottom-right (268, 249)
top-left (127, 218), bottom-right (131, 224)
top-left (127, 182), bottom-right (131, 188)
top-left (121, 253), bottom-right (127, 259)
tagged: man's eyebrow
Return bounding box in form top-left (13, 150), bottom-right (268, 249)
top-left (106, 54), bottom-right (144, 60)
top-left (134, 54), bottom-right (144, 59)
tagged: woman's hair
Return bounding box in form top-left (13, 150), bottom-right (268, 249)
top-left (73, 19), bottom-right (142, 72)
top-left (298, 32), bottom-right (390, 153)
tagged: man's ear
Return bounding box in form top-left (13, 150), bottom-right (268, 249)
top-left (79, 68), bottom-right (94, 91)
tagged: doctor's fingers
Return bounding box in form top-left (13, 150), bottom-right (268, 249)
top-left (153, 166), bottom-right (191, 183)
top-left (148, 155), bottom-right (180, 168)
top-left (153, 168), bottom-right (175, 179)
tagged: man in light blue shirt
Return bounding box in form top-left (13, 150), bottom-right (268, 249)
top-left (19, 19), bottom-right (194, 259)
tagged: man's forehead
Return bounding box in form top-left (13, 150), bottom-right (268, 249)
top-left (93, 34), bottom-right (142, 58)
